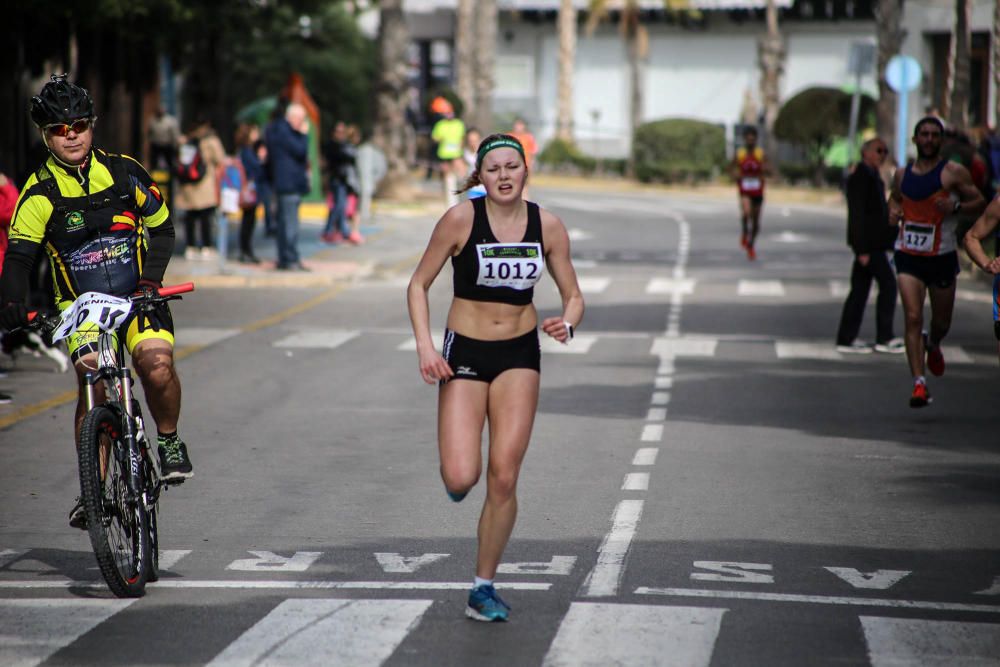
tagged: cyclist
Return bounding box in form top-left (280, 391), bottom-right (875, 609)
top-left (962, 194), bottom-right (1000, 365)
top-left (0, 75), bottom-right (194, 528)
top-left (889, 116), bottom-right (985, 407)
top-left (730, 126), bottom-right (769, 260)
top-left (407, 133), bottom-right (584, 621)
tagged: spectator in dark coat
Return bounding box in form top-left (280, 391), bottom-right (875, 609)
top-left (835, 138), bottom-right (903, 354)
top-left (265, 102), bottom-right (310, 271)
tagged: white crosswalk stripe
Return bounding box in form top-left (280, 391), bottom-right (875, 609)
top-left (0, 599), bottom-right (136, 667)
top-left (543, 603), bottom-right (726, 667)
top-left (272, 329), bottom-right (360, 349)
top-left (738, 280), bottom-right (786, 297)
top-left (206, 599), bottom-right (433, 667)
top-left (860, 616), bottom-right (1000, 666)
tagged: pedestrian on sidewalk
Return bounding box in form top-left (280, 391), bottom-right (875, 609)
top-left (176, 118), bottom-right (225, 261)
top-left (835, 137), bottom-right (904, 355)
top-left (407, 133), bottom-right (584, 622)
top-left (266, 102), bottom-right (311, 271)
top-left (321, 121), bottom-right (351, 244)
top-left (355, 129), bottom-right (387, 228)
top-left (236, 123), bottom-right (264, 264)
top-left (0, 163), bottom-right (17, 403)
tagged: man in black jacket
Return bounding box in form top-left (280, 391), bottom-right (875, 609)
top-left (835, 138), bottom-right (904, 354)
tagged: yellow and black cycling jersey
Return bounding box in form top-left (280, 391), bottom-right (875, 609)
top-left (5, 149), bottom-right (174, 308)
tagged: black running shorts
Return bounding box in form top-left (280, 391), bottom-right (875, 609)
top-left (893, 250), bottom-right (959, 289)
top-left (441, 328), bottom-right (541, 384)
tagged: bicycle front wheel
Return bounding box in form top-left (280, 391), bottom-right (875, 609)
top-left (78, 406), bottom-right (150, 597)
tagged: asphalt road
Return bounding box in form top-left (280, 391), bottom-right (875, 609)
top-left (1, 185), bottom-right (998, 666)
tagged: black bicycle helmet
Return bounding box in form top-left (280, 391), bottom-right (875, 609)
top-left (29, 74), bottom-right (94, 128)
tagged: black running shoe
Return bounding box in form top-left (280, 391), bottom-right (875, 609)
top-left (69, 499), bottom-right (87, 530)
top-left (158, 434), bottom-right (193, 483)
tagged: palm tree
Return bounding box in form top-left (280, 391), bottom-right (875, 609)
top-left (585, 0), bottom-right (649, 178)
top-left (944, 0), bottom-right (971, 128)
top-left (455, 0), bottom-right (476, 120)
top-left (556, 0), bottom-right (577, 143)
top-left (758, 0), bottom-right (784, 160)
top-left (874, 0), bottom-right (904, 153)
top-left (371, 0), bottom-right (413, 197)
top-left (472, 0), bottom-right (498, 133)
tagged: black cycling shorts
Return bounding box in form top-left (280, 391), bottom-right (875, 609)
top-left (441, 328), bottom-right (540, 384)
top-left (893, 250), bottom-right (960, 290)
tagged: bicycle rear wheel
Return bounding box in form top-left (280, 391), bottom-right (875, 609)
top-left (78, 406), bottom-right (150, 597)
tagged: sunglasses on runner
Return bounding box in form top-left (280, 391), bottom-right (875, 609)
top-left (44, 118), bottom-right (93, 137)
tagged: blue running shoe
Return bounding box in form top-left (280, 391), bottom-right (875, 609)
top-left (465, 584), bottom-right (511, 622)
top-left (447, 489), bottom-right (468, 503)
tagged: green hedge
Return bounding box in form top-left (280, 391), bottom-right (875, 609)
top-left (633, 118), bottom-right (726, 183)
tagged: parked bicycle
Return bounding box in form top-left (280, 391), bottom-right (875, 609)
top-left (29, 282), bottom-right (194, 597)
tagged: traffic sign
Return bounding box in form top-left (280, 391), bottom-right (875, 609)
top-left (886, 55), bottom-right (922, 93)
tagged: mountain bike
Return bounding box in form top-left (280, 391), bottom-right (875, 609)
top-left (30, 282), bottom-right (194, 597)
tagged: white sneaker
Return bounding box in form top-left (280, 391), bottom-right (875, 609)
top-left (874, 337), bottom-right (905, 354)
top-left (835, 340), bottom-right (873, 354)
top-left (200, 247), bottom-right (219, 260)
top-left (184, 247), bottom-right (200, 261)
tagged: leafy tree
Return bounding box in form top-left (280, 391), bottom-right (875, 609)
top-left (774, 87), bottom-right (876, 183)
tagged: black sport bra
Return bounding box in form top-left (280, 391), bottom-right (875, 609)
top-left (452, 198), bottom-right (545, 306)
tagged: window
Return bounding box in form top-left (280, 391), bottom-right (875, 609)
top-left (495, 56), bottom-right (534, 98)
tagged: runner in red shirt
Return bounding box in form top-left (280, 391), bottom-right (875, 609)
top-left (730, 126), bottom-right (769, 260)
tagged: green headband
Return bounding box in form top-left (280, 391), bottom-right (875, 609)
top-left (476, 137), bottom-right (525, 169)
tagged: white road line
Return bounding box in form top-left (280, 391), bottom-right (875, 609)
top-left (655, 376), bottom-right (673, 389)
top-left (272, 329), bottom-right (360, 349)
top-left (775, 341), bottom-right (843, 360)
top-left (650, 337), bottom-right (718, 357)
top-left (0, 599), bottom-right (136, 667)
top-left (579, 500), bottom-right (644, 598)
top-left (622, 473), bottom-right (650, 491)
top-left (542, 602), bottom-right (726, 667)
top-left (207, 599), bottom-right (433, 667)
top-left (635, 587), bottom-right (1000, 613)
top-left (540, 335), bottom-right (598, 354)
top-left (641, 424), bottom-right (664, 442)
top-left (650, 392), bottom-right (670, 406)
top-left (645, 278), bottom-right (697, 295)
top-left (0, 580), bottom-right (551, 591)
top-left (860, 616), bottom-right (1000, 666)
top-left (575, 277), bottom-right (612, 294)
top-left (738, 280), bottom-right (786, 297)
top-left (646, 408), bottom-right (667, 421)
top-left (632, 447), bottom-right (659, 466)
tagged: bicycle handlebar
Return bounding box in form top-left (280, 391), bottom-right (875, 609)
top-left (25, 282), bottom-right (195, 327)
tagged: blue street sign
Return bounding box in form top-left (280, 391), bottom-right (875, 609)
top-left (886, 56), bottom-right (923, 167)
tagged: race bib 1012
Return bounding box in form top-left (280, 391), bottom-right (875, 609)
top-left (476, 243), bottom-right (544, 291)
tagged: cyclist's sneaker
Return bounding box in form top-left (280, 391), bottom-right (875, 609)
top-left (924, 333), bottom-right (945, 376)
top-left (909, 381), bottom-right (932, 408)
top-left (158, 434), bottom-right (193, 483)
top-left (874, 337), bottom-right (905, 354)
top-left (465, 584), bottom-right (511, 622)
top-left (69, 499), bottom-right (87, 530)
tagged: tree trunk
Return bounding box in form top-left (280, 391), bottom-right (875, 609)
top-left (946, 0), bottom-right (971, 128)
top-left (758, 0), bottom-right (784, 161)
top-left (472, 0), bottom-right (497, 133)
top-left (455, 0), bottom-right (476, 120)
top-left (875, 0), bottom-right (905, 154)
top-left (994, 0), bottom-right (1000, 128)
top-left (626, 34), bottom-right (641, 179)
top-left (556, 0), bottom-right (577, 143)
top-left (372, 0), bottom-right (414, 198)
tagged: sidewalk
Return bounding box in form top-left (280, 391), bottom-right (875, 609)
top-left (165, 199), bottom-right (442, 289)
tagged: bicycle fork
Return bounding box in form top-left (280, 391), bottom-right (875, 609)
top-left (84, 366), bottom-right (145, 504)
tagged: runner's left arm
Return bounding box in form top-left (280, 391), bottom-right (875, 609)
top-left (963, 197), bottom-right (1000, 274)
top-left (943, 162), bottom-right (986, 218)
top-left (541, 210), bottom-right (584, 343)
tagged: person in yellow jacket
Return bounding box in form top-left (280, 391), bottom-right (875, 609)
top-left (432, 109), bottom-right (466, 208)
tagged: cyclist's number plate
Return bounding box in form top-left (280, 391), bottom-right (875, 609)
top-left (476, 243), bottom-right (544, 291)
top-left (52, 292), bottom-right (132, 342)
top-left (901, 221), bottom-right (937, 254)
